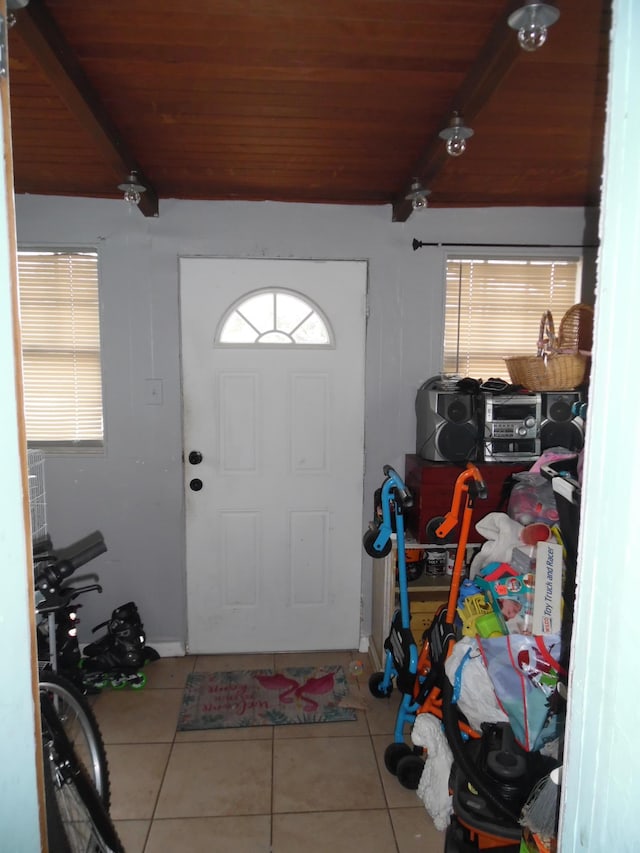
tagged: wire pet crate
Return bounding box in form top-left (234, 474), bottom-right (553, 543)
top-left (27, 449), bottom-right (47, 545)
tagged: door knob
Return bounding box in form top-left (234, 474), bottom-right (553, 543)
top-left (188, 450), bottom-right (203, 465)
top-left (189, 478), bottom-right (203, 491)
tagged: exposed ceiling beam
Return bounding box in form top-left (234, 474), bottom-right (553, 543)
top-left (392, 0), bottom-right (522, 222)
top-left (12, 0), bottom-right (159, 217)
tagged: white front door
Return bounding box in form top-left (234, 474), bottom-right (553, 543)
top-left (179, 258), bottom-right (367, 653)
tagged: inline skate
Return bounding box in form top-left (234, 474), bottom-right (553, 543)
top-left (81, 601), bottom-right (159, 690)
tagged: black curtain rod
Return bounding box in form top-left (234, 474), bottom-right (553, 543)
top-left (412, 238), bottom-right (599, 251)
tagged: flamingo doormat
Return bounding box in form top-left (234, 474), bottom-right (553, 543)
top-left (177, 665), bottom-right (357, 730)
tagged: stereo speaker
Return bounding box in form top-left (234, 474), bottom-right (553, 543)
top-left (416, 389), bottom-right (479, 462)
top-left (540, 391), bottom-right (584, 451)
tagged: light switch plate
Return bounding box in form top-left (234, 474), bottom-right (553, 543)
top-left (145, 378), bottom-right (163, 405)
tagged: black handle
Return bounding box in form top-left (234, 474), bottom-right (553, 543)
top-left (190, 478), bottom-right (203, 491)
top-left (188, 450), bottom-right (203, 465)
top-left (55, 531), bottom-right (107, 575)
top-left (34, 531), bottom-right (107, 597)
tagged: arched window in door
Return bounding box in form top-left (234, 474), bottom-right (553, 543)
top-left (217, 288), bottom-right (333, 346)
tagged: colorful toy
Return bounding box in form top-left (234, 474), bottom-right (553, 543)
top-left (457, 594), bottom-right (493, 637)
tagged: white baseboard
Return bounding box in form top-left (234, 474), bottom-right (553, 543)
top-left (148, 641), bottom-right (186, 658)
top-left (84, 640), bottom-right (379, 659)
top-left (366, 636), bottom-right (382, 671)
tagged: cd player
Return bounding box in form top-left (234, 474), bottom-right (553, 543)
top-left (483, 392), bottom-right (542, 462)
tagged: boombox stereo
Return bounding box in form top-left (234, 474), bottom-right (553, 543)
top-left (483, 393), bottom-right (542, 462)
top-left (416, 388), bottom-right (480, 463)
top-left (540, 391), bottom-right (585, 453)
top-left (416, 383), bottom-right (584, 464)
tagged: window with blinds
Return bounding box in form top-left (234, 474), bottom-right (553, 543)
top-left (443, 256), bottom-right (582, 381)
top-left (18, 250), bottom-right (104, 446)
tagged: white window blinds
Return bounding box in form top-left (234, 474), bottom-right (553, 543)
top-left (18, 251), bottom-right (104, 446)
top-left (443, 257), bottom-right (582, 382)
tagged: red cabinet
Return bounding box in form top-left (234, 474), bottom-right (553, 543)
top-left (404, 454), bottom-right (528, 542)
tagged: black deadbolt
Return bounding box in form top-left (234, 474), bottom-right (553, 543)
top-left (189, 478), bottom-right (203, 491)
top-left (188, 450), bottom-right (203, 465)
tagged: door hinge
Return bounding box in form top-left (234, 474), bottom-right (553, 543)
top-left (0, 15), bottom-right (7, 78)
top-left (3, 2), bottom-right (30, 77)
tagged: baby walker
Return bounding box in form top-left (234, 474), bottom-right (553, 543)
top-left (364, 462), bottom-right (487, 790)
top-left (411, 463), bottom-right (488, 728)
top-left (363, 465), bottom-right (422, 788)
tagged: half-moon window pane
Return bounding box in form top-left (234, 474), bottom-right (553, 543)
top-left (218, 289), bottom-right (332, 345)
top-left (237, 292), bottom-right (275, 331)
top-left (276, 293), bottom-right (312, 332)
top-left (258, 330), bottom-right (292, 343)
top-left (221, 312), bottom-right (259, 343)
top-left (294, 314), bottom-right (330, 344)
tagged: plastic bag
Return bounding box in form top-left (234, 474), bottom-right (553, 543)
top-left (507, 472), bottom-right (559, 527)
top-left (477, 633), bottom-right (565, 751)
top-left (528, 447), bottom-right (578, 475)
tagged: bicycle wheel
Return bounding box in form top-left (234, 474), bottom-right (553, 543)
top-left (41, 691), bottom-right (124, 853)
top-left (43, 751), bottom-right (72, 853)
top-left (39, 670), bottom-right (110, 807)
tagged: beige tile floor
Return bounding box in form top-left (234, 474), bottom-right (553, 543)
top-left (92, 650), bottom-right (446, 853)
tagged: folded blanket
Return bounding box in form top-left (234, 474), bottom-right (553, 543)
top-left (469, 512), bottom-right (523, 578)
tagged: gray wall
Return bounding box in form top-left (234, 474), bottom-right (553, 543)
top-left (16, 196), bottom-right (589, 650)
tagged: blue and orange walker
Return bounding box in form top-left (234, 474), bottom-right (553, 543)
top-left (363, 462), bottom-right (488, 790)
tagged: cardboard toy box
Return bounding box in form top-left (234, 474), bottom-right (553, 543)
top-left (532, 541), bottom-right (563, 634)
top-left (482, 570), bottom-right (535, 634)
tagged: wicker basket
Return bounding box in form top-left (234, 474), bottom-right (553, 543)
top-left (558, 302), bottom-right (594, 354)
top-left (504, 310), bottom-right (589, 391)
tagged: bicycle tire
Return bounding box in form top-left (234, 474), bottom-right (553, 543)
top-left (43, 750), bottom-right (72, 853)
top-left (39, 670), bottom-right (110, 807)
top-left (41, 691), bottom-right (124, 853)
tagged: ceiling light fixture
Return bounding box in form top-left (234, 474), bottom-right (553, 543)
top-left (117, 171), bottom-right (146, 207)
top-left (507, 1), bottom-right (560, 52)
top-left (405, 179), bottom-right (431, 211)
top-left (438, 112), bottom-right (474, 157)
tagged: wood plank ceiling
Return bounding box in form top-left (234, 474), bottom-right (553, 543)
top-left (6, 0), bottom-right (610, 220)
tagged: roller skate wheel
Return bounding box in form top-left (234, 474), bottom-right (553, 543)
top-left (110, 672), bottom-right (147, 690)
top-left (83, 673), bottom-right (108, 691)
